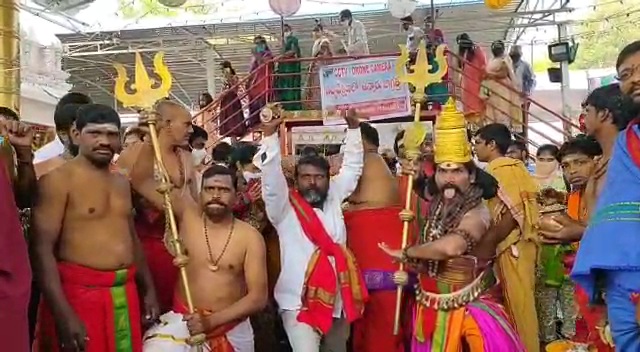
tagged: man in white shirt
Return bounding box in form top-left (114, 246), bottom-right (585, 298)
top-left (256, 110), bottom-right (366, 352)
top-left (401, 15), bottom-right (424, 56)
top-left (339, 9), bottom-right (369, 55)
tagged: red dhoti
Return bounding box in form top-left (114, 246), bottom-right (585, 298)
top-left (32, 263), bottom-right (142, 352)
top-left (135, 208), bottom-right (179, 314)
top-left (345, 207), bottom-right (406, 352)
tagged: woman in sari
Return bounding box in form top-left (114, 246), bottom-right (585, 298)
top-left (457, 33), bottom-right (487, 123)
top-left (218, 61), bottom-right (247, 140)
top-left (303, 21), bottom-right (335, 110)
top-left (247, 36), bottom-right (274, 128)
top-left (276, 24), bottom-right (302, 111)
top-left (482, 40), bottom-right (523, 131)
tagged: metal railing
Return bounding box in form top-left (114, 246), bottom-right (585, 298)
top-left (192, 48), bottom-right (581, 150)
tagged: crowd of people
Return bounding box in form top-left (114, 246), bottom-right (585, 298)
top-left (196, 12), bottom-right (536, 148)
top-left (0, 32), bottom-right (639, 352)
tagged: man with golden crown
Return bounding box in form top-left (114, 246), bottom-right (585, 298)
top-left (380, 101), bottom-right (524, 351)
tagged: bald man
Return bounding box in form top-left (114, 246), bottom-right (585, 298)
top-left (117, 100), bottom-right (196, 314)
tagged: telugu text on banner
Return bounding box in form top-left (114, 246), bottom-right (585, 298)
top-left (319, 57), bottom-right (411, 125)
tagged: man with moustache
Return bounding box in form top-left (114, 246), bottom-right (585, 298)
top-left (31, 104), bottom-right (158, 352)
top-left (343, 122), bottom-right (406, 352)
top-left (117, 100), bottom-right (196, 315)
top-left (258, 110), bottom-right (367, 352)
top-left (0, 111), bottom-right (37, 352)
top-left (570, 41), bottom-right (640, 351)
top-left (140, 165), bottom-right (267, 351)
top-left (381, 109), bottom-right (523, 350)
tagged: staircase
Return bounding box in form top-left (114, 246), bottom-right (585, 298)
top-left (191, 48), bottom-right (581, 153)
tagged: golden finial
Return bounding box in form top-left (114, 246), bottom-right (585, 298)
top-left (395, 42), bottom-right (448, 104)
top-left (112, 53), bottom-right (205, 347)
top-left (113, 52), bottom-right (172, 109)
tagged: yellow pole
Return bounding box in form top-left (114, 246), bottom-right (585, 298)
top-left (0, 0), bottom-right (19, 112)
top-left (0, 0), bottom-right (19, 179)
top-left (392, 42), bottom-right (448, 334)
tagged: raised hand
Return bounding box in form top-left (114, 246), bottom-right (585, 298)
top-left (343, 108), bottom-right (360, 129)
top-left (1, 120), bottom-right (33, 149)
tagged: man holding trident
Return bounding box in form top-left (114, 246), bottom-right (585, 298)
top-left (380, 100), bottom-right (524, 351)
top-left (345, 41), bottom-right (448, 352)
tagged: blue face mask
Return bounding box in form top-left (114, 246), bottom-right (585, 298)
top-left (256, 44), bottom-right (266, 53)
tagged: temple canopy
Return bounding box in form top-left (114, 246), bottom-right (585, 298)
top-left (50, 0), bottom-right (532, 112)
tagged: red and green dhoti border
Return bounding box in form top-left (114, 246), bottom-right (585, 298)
top-left (411, 258), bottom-right (524, 352)
top-left (345, 207), bottom-right (415, 352)
top-left (32, 263), bottom-right (142, 352)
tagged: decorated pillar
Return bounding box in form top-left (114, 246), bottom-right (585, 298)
top-left (0, 0), bottom-right (20, 112)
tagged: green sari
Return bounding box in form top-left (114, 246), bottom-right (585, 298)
top-left (276, 35), bottom-right (302, 111)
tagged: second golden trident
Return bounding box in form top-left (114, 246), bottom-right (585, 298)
top-left (392, 42), bottom-right (448, 335)
top-left (113, 52), bottom-right (205, 346)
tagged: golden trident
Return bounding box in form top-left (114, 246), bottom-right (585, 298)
top-left (113, 52), bottom-right (205, 346)
top-left (392, 42), bottom-right (448, 335)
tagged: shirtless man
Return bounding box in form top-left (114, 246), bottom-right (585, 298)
top-left (117, 100), bottom-right (197, 314)
top-left (139, 165), bottom-right (267, 351)
top-left (31, 104), bottom-right (158, 352)
top-left (343, 122), bottom-right (406, 352)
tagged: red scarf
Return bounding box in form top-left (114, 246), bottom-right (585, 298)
top-left (627, 118), bottom-right (640, 168)
top-left (289, 190), bottom-right (368, 334)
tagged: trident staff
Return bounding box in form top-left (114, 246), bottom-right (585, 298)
top-left (392, 42), bottom-right (448, 334)
top-left (113, 51), bottom-right (205, 346)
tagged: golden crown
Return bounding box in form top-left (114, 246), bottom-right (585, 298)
top-left (434, 98), bottom-right (472, 166)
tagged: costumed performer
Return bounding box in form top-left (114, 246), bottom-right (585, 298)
top-left (380, 102), bottom-right (524, 351)
top-left (31, 104), bottom-right (159, 352)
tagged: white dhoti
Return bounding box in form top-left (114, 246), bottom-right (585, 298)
top-left (143, 311), bottom-right (255, 352)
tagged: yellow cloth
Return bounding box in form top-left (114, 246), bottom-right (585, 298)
top-left (486, 156), bottom-right (540, 352)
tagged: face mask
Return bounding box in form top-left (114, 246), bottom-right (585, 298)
top-left (535, 160), bottom-right (558, 177)
top-left (243, 171), bottom-right (261, 181)
top-left (256, 44), bottom-right (266, 53)
top-left (341, 20), bottom-right (349, 27)
top-left (284, 31), bottom-right (291, 37)
top-left (192, 148), bottom-right (207, 165)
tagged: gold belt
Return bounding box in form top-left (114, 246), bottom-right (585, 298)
top-left (415, 269), bottom-right (496, 311)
